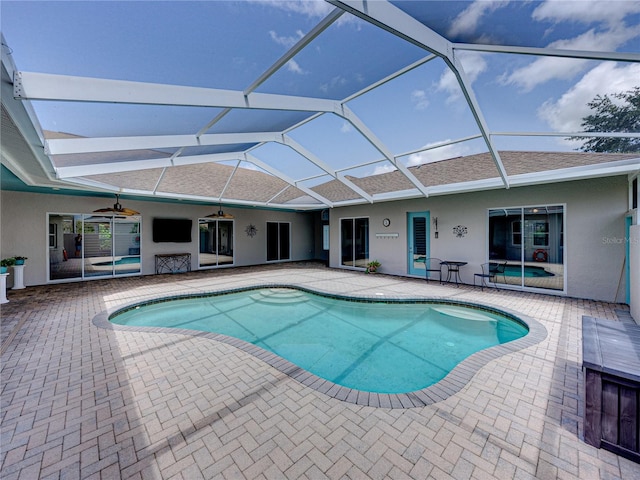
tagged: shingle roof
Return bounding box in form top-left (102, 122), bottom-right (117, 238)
top-left (313, 151), bottom-right (638, 201)
top-left (78, 150), bottom-right (637, 206)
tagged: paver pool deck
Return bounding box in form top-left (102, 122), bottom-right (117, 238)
top-left (1, 263), bottom-right (638, 479)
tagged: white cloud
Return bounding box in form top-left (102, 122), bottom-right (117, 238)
top-left (501, 25), bottom-right (640, 91)
top-left (538, 62), bottom-right (640, 132)
top-left (286, 59), bottom-right (307, 75)
top-left (268, 30), bottom-right (307, 74)
top-left (371, 141), bottom-right (475, 175)
top-left (269, 29), bottom-right (304, 49)
top-left (436, 52), bottom-right (487, 102)
top-left (533, 0), bottom-right (640, 26)
top-left (254, 0), bottom-right (361, 27)
top-left (372, 163), bottom-right (397, 175)
top-left (448, 0), bottom-right (509, 37)
top-left (407, 142), bottom-right (473, 167)
top-left (319, 75), bottom-right (347, 94)
top-left (340, 121), bottom-right (353, 133)
top-left (254, 0), bottom-right (334, 19)
top-left (411, 90), bottom-right (429, 110)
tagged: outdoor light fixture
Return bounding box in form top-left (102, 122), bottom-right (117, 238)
top-left (433, 217), bottom-right (439, 239)
top-left (93, 194), bottom-right (140, 216)
top-left (206, 204), bottom-right (234, 219)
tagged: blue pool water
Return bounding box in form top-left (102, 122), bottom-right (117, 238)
top-left (503, 265), bottom-right (554, 277)
top-left (94, 257), bottom-right (140, 266)
top-left (111, 288), bottom-right (528, 394)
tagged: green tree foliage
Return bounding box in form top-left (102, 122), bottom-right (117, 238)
top-left (572, 86), bottom-right (640, 153)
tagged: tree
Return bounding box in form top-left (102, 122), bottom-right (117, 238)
top-left (572, 86), bottom-right (640, 153)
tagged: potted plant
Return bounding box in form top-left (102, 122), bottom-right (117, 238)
top-left (366, 260), bottom-right (381, 274)
top-left (1, 257), bottom-right (16, 274)
top-left (13, 256), bottom-right (27, 265)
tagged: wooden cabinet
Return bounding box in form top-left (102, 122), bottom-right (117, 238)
top-left (582, 316), bottom-right (639, 463)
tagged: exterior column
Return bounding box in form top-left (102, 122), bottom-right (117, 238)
top-left (12, 264), bottom-right (25, 290)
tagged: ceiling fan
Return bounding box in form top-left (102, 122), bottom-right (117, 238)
top-left (206, 203), bottom-right (234, 219)
top-left (93, 194), bottom-right (140, 216)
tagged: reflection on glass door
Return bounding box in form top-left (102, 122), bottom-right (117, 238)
top-left (488, 205), bottom-right (564, 291)
top-left (340, 217), bottom-right (369, 268)
top-left (48, 214), bottom-right (82, 280)
top-left (48, 213), bottom-right (141, 281)
top-left (199, 219), bottom-right (234, 267)
top-left (83, 216), bottom-right (113, 278)
top-left (113, 217), bottom-right (141, 275)
top-left (523, 207), bottom-right (563, 289)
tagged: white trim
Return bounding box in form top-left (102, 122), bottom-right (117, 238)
top-left (453, 42), bottom-right (640, 62)
top-left (15, 71), bottom-right (341, 114)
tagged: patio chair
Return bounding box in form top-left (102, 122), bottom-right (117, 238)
top-left (425, 257), bottom-right (443, 284)
top-left (474, 261), bottom-right (506, 290)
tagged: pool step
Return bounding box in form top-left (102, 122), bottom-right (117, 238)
top-left (251, 289), bottom-right (309, 305)
top-left (432, 306), bottom-right (497, 322)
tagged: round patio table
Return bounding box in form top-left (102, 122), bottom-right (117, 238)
top-left (441, 261), bottom-right (467, 287)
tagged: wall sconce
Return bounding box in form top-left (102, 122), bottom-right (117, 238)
top-left (433, 217), bottom-right (439, 238)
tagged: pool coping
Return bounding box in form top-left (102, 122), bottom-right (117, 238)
top-left (92, 284), bottom-right (548, 409)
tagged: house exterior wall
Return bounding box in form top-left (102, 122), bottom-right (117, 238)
top-left (631, 224), bottom-right (640, 323)
top-left (0, 175), bottom-right (633, 306)
top-left (329, 176), bottom-right (630, 303)
top-left (0, 190), bottom-right (315, 288)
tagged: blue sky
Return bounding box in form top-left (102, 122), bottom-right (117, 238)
top-left (2, 1), bottom-right (639, 182)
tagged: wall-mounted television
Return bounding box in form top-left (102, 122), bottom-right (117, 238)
top-left (152, 218), bottom-right (192, 243)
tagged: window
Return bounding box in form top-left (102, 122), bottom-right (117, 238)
top-left (532, 222), bottom-right (549, 246)
top-left (266, 222), bottom-right (290, 261)
top-left (49, 223), bottom-right (57, 248)
top-left (511, 221), bottom-right (521, 246)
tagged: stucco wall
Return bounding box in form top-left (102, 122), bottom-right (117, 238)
top-left (630, 224), bottom-right (640, 323)
top-left (330, 176), bottom-right (630, 303)
top-left (1, 175), bottom-right (632, 304)
top-left (0, 190), bottom-right (315, 287)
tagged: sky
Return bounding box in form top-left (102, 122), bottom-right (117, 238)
top-left (1, 0), bottom-right (639, 183)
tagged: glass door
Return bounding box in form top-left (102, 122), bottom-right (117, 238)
top-left (266, 222), bottom-right (290, 262)
top-left (113, 217), bottom-right (141, 275)
top-left (407, 211), bottom-right (429, 276)
top-left (523, 206), bottom-right (564, 290)
top-left (83, 216), bottom-right (113, 278)
top-left (340, 217), bottom-right (369, 268)
top-left (48, 213), bottom-right (141, 281)
top-left (48, 214), bottom-right (82, 281)
top-left (488, 206), bottom-right (564, 291)
top-left (489, 208), bottom-right (523, 286)
top-left (199, 219), bottom-right (234, 267)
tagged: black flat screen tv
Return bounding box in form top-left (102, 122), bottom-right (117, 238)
top-left (152, 218), bottom-right (192, 243)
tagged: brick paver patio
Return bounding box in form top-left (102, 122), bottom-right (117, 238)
top-left (1, 263), bottom-right (638, 479)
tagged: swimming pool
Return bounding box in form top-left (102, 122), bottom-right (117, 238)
top-left (502, 265), bottom-right (554, 278)
top-left (93, 257), bottom-right (140, 266)
top-left (110, 287), bottom-right (529, 395)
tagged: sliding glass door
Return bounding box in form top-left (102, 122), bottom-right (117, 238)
top-left (199, 219), bottom-right (234, 267)
top-left (340, 217), bottom-right (369, 268)
top-left (48, 213), bottom-right (141, 281)
top-left (266, 222), bottom-right (290, 262)
top-left (488, 205), bottom-right (564, 291)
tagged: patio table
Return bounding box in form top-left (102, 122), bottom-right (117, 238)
top-left (441, 261), bottom-right (467, 286)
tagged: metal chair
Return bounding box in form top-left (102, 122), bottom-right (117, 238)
top-left (474, 261), bottom-right (506, 290)
top-left (425, 257), bottom-right (443, 284)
